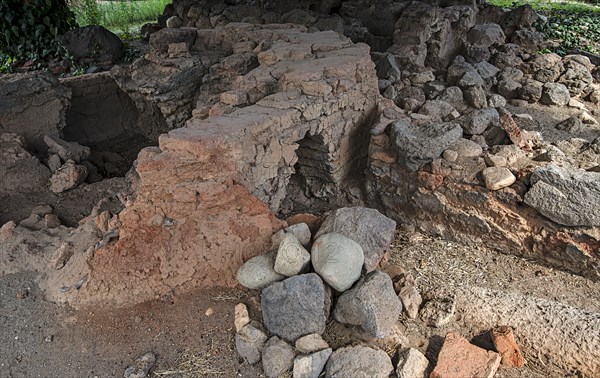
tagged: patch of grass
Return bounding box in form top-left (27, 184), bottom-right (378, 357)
top-left (153, 349), bottom-right (225, 377)
top-left (488, 0), bottom-right (600, 54)
top-left (70, 0), bottom-right (170, 34)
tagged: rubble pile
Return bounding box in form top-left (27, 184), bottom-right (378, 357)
top-left (230, 206), bottom-right (587, 377)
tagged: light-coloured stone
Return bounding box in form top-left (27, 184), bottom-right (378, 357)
top-left (274, 233), bottom-right (311, 277)
top-left (220, 90), bottom-right (248, 106)
top-left (442, 149), bottom-right (458, 162)
top-left (399, 284), bottom-right (422, 319)
top-left (420, 297), bottom-right (456, 327)
top-left (236, 253), bottom-right (285, 290)
top-left (482, 167), bottom-right (516, 191)
top-left (293, 348), bottom-right (332, 378)
top-left (540, 82), bottom-right (570, 106)
top-left (325, 345), bottom-right (393, 378)
top-left (524, 165), bottom-right (600, 226)
top-left (271, 229), bottom-right (285, 249)
top-left (234, 303), bottom-right (250, 333)
top-left (446, 138), bottom-right (483, 157)
top-left (311, 233), bottom-right (364, 292)
top-left (314, 207), bottom-right (396, 273)
top-left (49, 161), bottom-right (88, 193)
top-left (295, 334), bottom-right (329, 354)
top-left (44, 135), bottom-right (90, 163)
top-left (484, 154), bottom-right (508, 167)
top-left (487, 94), bottom-right (506, 108)
top-left (464, 85), bottom-right (488, 109)
top-left (396, 348), bottom-right (429, 378)
top-left (284, 222), bottom-right (311, 247)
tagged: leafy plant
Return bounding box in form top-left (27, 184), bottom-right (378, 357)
top-left (69, 0), bottom-right (170, 35)
top-left (71, 0), bottom-right (103, 26)
top-left (0, 53), bottom-right (14, 73)
top-left (0, 0), bottom-right (77, 63)
top-left (488, 0), bottom-right (600, 55)
top-left (537, 12), bottom-right (600, 54)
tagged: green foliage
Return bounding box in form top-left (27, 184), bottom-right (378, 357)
top-left (490, 0), bottom-right (600, 14)
top-left (72, 0), bottom-right (103, 26)
top-left (537, 12), bottom-right (600, 54)
top-left (0, 0), bottom-right (77, 62)
top-left (488, 0), bottom-right (600, 55)
top-left (70, 0), bottom-right (170, 35)
top-left (0, 53), bottom-right (14, 73)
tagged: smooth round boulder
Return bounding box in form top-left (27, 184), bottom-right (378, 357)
top-left (311, 233), bottom-right (364, 292)
top-left (236, 253), bottom-right (284, 289)
top-left (325, 345), bottom-right (393, 378)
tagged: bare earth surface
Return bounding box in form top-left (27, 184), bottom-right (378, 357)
top-left (2, 228), bottom-right (598, 377)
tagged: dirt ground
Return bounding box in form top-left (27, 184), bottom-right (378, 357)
top-left (1, 225), bottom-right (598, 378)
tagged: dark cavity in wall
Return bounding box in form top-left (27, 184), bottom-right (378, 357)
top-left (61, 73), bottom-right (166, 178)
top-left (279, 109), bottom-right (373, 218)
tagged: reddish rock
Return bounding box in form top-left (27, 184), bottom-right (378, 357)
top-left (498, 108), bottom-right (532, 151)
top-left (491, 326), bottom-right (525, 368)
top-left (430, 332), bottom-right (501, 378)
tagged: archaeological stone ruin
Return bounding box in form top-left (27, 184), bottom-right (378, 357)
top-left (1, 0), bottom-right (599, 377)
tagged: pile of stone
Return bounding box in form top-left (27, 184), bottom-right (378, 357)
top-left (365, 8), bottom-right (600, 279)
top-left (0, 131), bottom-right (100, 196)
top-left (234, 205), bottom-right (528, 377)
top-left (44, 135), bottom-right (98, 193)
top-left (368, 44), bottom-right (600, 279)
top-left (375, 45), bottom-right (599, 127)
top-left (235, 206), bottom-right (402, 377)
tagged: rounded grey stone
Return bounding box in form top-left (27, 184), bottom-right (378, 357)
top-left (262, 336), bottom-right (294, 378)
top-left (274, 233), bottom-right (311, 277)
top-left (236, 253), bottom-right (285, 290)
top-left (311, 233), bottom-right (364, 292)
top-left (325, 345), bottom-right (393, 378)
top-left (293, 348), bottom-right (332, 378)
